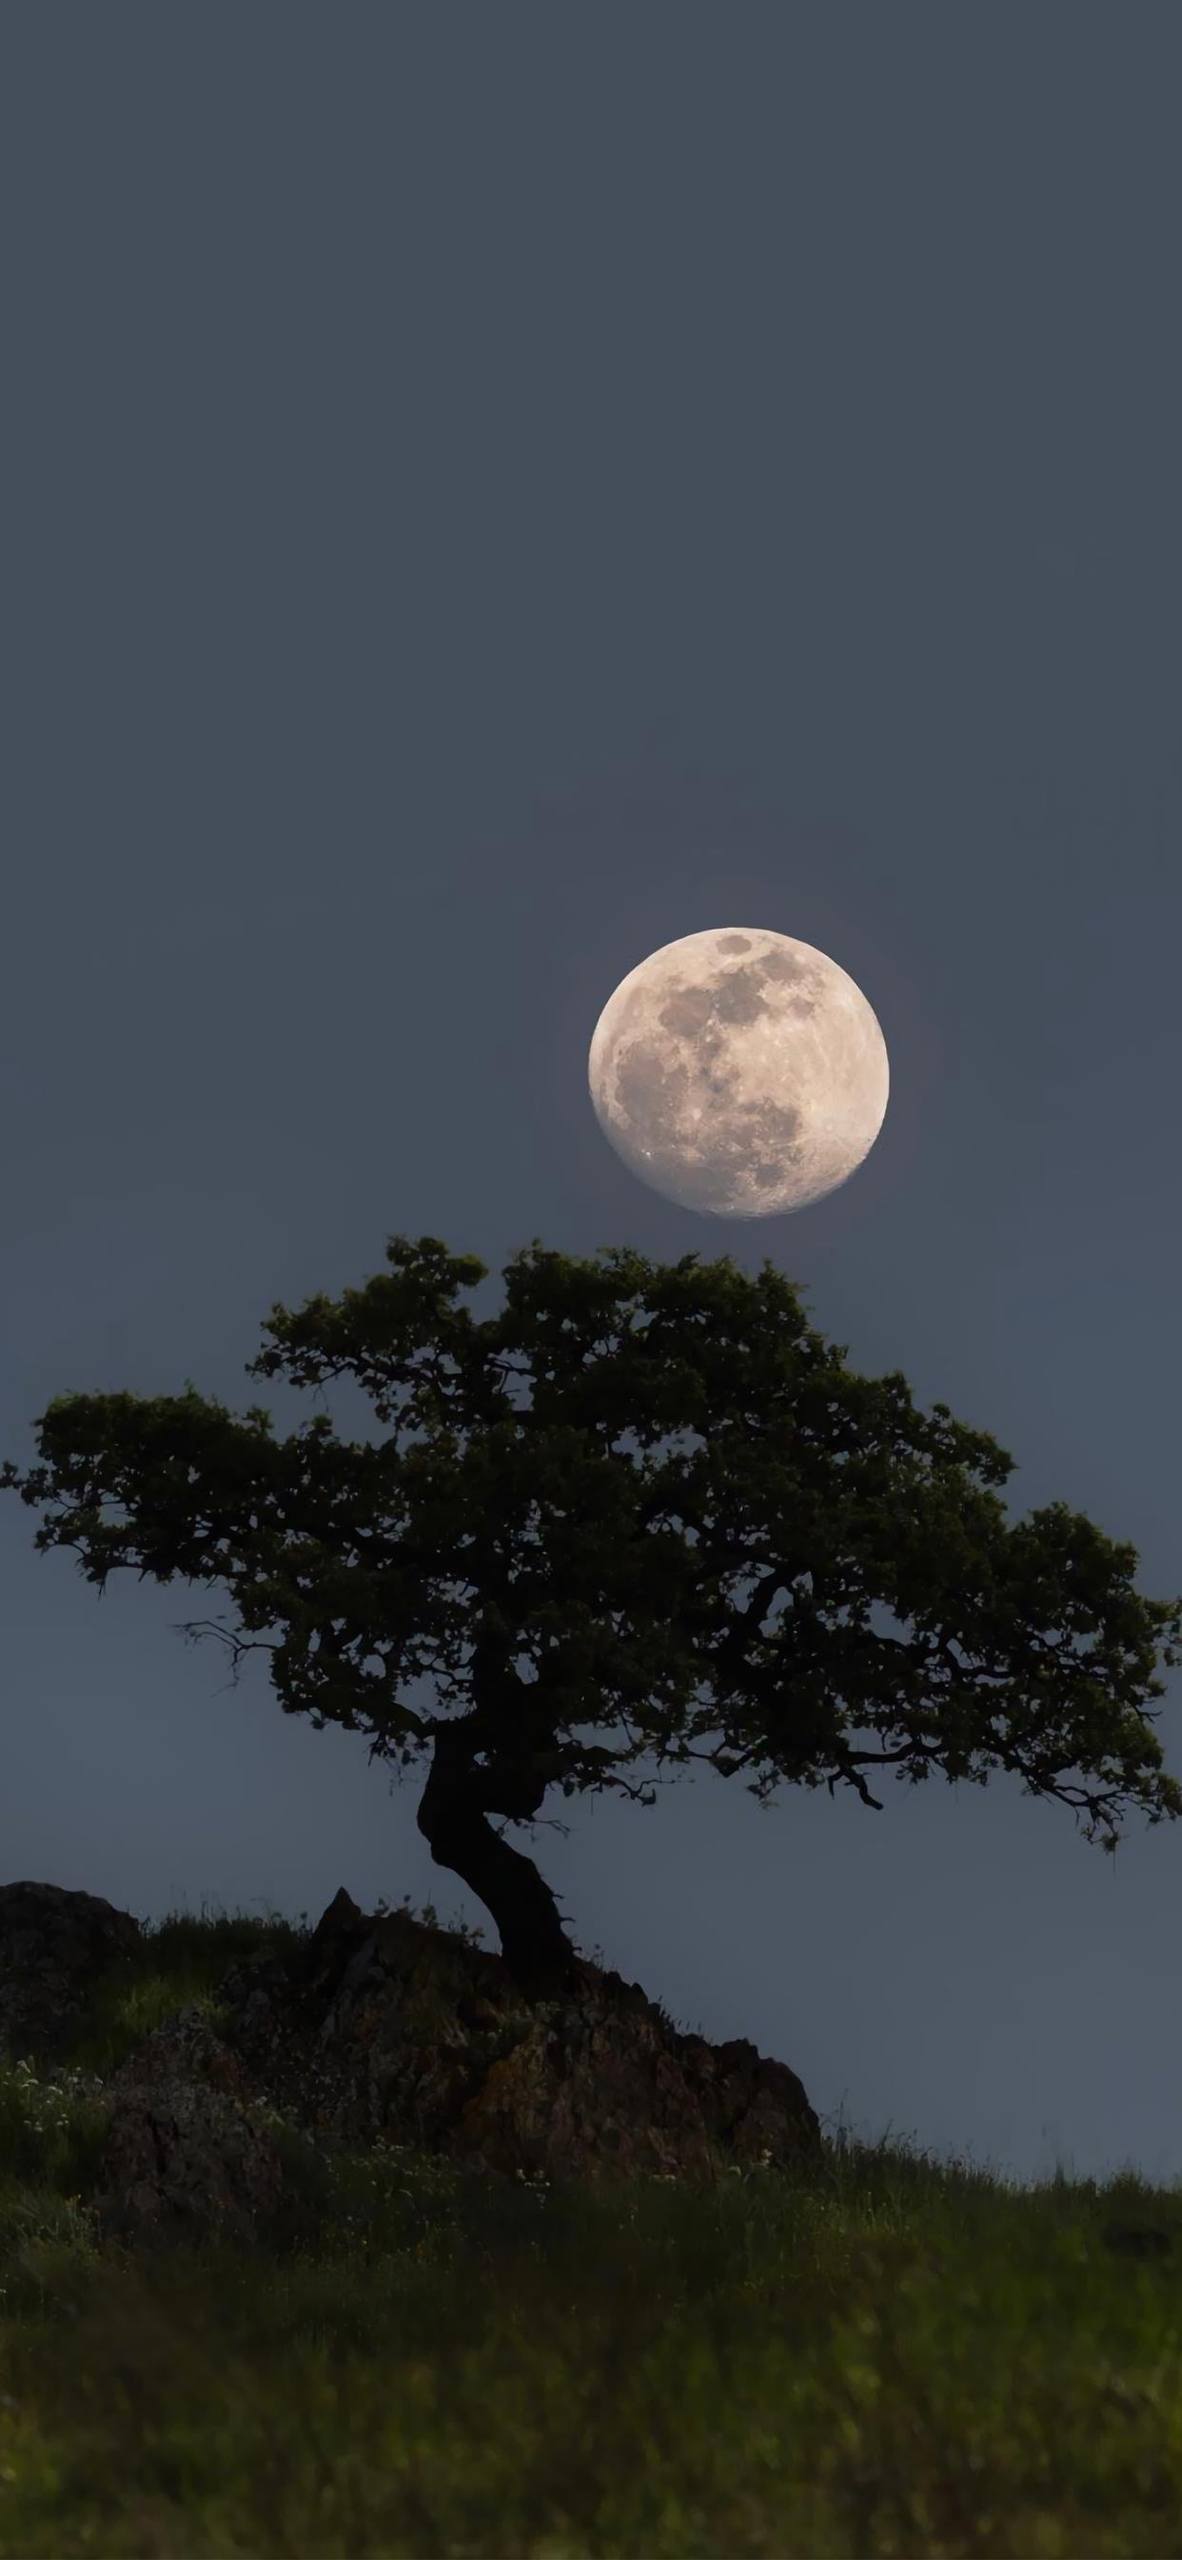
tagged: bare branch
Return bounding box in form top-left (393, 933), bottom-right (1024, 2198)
top-left (171, 1617), bottom-right (280, 1693)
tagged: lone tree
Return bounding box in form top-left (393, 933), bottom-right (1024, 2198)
top-left (3, 1235), bottom-right (1181, 2003)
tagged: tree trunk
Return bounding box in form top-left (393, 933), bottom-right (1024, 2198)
top-left (416, 1718), bottom-right (582, 2003)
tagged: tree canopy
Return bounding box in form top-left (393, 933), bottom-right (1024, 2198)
top-left (3, 1233), bottom-right (1180, 1999)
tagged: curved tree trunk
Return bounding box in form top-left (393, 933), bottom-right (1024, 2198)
top-left (416, 1717), bottom-right (582, 2003)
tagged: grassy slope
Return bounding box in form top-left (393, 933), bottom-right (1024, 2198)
top-left (0, 1898), bottom-right (1180, 2558)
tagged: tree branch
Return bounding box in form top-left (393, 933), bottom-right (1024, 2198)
top-left (170, 1613), bottom-right (439, 1740)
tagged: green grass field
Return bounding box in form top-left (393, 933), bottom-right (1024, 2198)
top-left (1, 1895), bottom-right (1180, 2558)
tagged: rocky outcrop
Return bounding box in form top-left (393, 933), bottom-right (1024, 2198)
top-left (0, 1879), bottom-right (823, 2256)
top-left (88, 2011), bottom-right (291, 2254)
top-left (0, 1880), bottom-right (142, 2071)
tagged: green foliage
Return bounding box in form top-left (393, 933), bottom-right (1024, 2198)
top-left (2, 1232), bottom-right (1180, 1863)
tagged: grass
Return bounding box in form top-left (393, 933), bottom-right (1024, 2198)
top-left (1, 1898), bottom-right (1181, 2556)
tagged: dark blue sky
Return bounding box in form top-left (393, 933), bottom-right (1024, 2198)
top-left (2, 4), bottom-right (1179, 2191)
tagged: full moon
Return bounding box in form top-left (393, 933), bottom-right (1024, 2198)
top-left (588, 927), bottom-right (889, 1217)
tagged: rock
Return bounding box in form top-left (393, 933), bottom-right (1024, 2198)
top-left (0, 1878), bottom-right (824, 2257)
top-left (203, 1895), bottom-right (824, 2198)
top-left (86, 2009), bottom-right (293, 2255)
top-left (0, 1880), bottom-right (142, 2072)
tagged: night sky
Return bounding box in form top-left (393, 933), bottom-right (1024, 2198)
top-left (3, 5), bottom-right (1180, 2192)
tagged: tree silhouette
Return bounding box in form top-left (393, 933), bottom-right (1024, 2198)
top-left (3, 1234), bottom-right (1180, 2001)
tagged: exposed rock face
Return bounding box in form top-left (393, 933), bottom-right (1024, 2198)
top-left (89, 2013), bottom-right (290, 2254)
top-left (0, 1879), bottom-right (823, 2256)
top-left (0, 1881), bottom-right (142, 2071)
